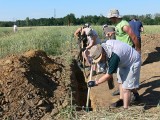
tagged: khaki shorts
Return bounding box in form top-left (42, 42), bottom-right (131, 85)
top-left (117, 60), bottom-right (141, 89)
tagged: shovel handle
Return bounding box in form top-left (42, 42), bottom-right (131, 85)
top-left (86, 64), bottom-right (93, 111)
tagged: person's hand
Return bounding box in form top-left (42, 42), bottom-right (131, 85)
top-left (88, 80), bottom-right (96, 87)
top-left (81, 47), bottom-right (86, 52)
top-left (106, 32), bottom-right (115, 39)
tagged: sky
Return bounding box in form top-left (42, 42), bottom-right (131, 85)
top-left (0, 0), bottom-right (160, 21)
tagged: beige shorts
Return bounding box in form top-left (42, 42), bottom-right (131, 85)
top-left (117, 60), bottom-right (141, 89)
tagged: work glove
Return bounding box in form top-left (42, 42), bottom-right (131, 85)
top-left (88, 80), bottom-right (96, 87)
top-left (81, 47), bottom-right (86, 52)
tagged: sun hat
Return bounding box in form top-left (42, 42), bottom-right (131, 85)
top-left (107, 9), bottom-right (122, 18)
top-left (90, 44), bottom-right (102, 63)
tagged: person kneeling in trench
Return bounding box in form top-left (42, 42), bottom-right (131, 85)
top-left (87, 40), bottom-right (141, 109)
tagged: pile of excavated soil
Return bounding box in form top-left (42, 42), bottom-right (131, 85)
top-left (0, 50), bottom-right (71, 120)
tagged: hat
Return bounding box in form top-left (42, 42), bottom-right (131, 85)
top-left (90, 44), bottom-right (102, 63)
top-left (107, 9), bottom-right (122, 18)
top-left (102, 24), bottom-right (108, 29)
top-left (84, 23), bottom-right (91, 28)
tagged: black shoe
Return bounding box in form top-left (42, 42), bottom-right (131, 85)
top-left (92, 71), bottom-right (96, 76)
top-left (110, 99), bottom-right (123, 108)
top-left (131, 92), bottom-right (141, 104)
top-left (112, 89), bottom-right (120, 96)
top-left (77, 61), bottom-right (83, 69)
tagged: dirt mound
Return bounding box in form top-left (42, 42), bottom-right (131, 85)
top-left (141, 34), bottom-right (160, 65)
top-left (0, 50), bottom-right (70, 120)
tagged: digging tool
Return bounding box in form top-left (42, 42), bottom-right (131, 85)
top-left (107, 76), bottom-right (114, 90)
top-left (81, 41), bottom-right (87, 79)
top-left (86, 63), bottom-right (93, 112)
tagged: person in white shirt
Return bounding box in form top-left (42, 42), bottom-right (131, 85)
top-left (81, 28), bottom-right (101, 75)
top-left (88, 40), bottom-right (141, 109)
top-left (13, 24), bottom-right (18, 32)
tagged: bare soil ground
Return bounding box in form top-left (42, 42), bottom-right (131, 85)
top-left (0, 34), bottom-right (160, 120)
top-left (0, 50), bottom-right (72, 120)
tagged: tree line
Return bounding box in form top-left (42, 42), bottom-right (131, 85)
top-left (1, 13), bottom-right (160, 27)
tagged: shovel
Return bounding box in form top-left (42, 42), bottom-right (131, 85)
top-left (86, 63), bottom-right (93, 112)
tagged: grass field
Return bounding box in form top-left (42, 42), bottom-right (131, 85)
top-left (0, 25), bottom-right (160, 58)
top-left (0, 26), bottom-right (76, 58)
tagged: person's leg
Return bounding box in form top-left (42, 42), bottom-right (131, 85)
top-left (76, 42), bottom-right (84, 68)
top-left (122, 60), bottom-right (141, 107)
top-left (110, 84), bottom-right (123, 107)
top-left (112, 68), bottom-right (121, 96)
top-left (119, 84), bottom-right (123, 100)
top-left (83, 50), bottom-right (91, 66)
top-left (123, 88), bottom-right (131, 109)
top-left (112, 82), bottom-right (120, 96)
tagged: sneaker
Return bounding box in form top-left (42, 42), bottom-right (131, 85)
top-left (112, 89), bottom-right (120, 96)
top-left (110, 99), bottom-right (123, 108)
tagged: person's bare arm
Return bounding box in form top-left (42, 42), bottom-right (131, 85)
top-left (74, 27), bottom-right (81, 38)
top-left (95, 74), bottom-right (113, 85)
top-left (141, 26), bottom-right (144, 32)
top-left (123, 25), bottom-right (141, 52)
top-left (86, 36), bottom-right (96, 49)
top-left (81, 28), bottom-right (85, 36)
top-left (106, 31), bottom-right (115, 39)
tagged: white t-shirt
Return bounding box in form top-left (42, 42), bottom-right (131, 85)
top-left (13, 25), bottom-right (17, 32)
top-left (83, 28), bottom-right (101, 45)
top-left (101, 40), bottom-right (141, 67)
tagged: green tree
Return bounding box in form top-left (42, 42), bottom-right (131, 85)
top-left (25, 17), bottom-right (30, 26)
top-left (64, 13), bottom-right (76, 26)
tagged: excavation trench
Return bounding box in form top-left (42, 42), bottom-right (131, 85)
top-left (71, 59), bottom-right (92, 111)
top-left (70, 59), bottom-right (120, 111)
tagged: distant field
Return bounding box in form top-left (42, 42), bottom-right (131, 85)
top-left (0, 26), bottom-right (77, 58)
top-left (0, 25), bottom-right (160, 58)
top-left (143, 25), bottom-right (160, 34)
